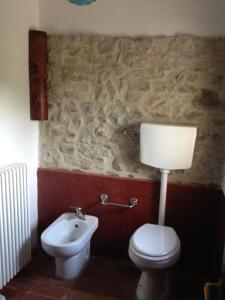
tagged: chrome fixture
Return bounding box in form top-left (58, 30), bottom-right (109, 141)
top-left (100, 194), bottom-right (138, 208)
top-left (70, 207), bottom-right (85, 220)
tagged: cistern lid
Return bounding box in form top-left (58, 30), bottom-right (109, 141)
top-left (131, 224), bottom-right (179, 257)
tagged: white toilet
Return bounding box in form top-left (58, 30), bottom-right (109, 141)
top-left (129, 123), bottom-right (197, 300)
top-left (41, 211), bottom-right (98, 280)
top-left (129, 224), bottom-right (180, 300)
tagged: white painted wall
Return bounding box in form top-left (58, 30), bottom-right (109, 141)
top-left (0, 0), bottom-right (39, 246)
top-left (39, 0), bottom-right (225, 36)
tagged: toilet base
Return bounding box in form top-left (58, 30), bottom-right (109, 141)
top-left (0, 294), bottom-right (6, 300)
top-left (136, 270), bottom-right (170, 300)
top-left (55, 242), bottom-right (90, 280)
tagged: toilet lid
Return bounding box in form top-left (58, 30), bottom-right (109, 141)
top-left (131, 223), bottom-right (179, 258)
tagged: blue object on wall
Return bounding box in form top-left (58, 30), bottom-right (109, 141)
top-left (69, 0), bottom-right (96, 5)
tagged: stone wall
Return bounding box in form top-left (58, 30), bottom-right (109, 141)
top-left (39, 35), bottom-right (225, 186)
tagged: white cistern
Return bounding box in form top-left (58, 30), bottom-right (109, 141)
top-left (140, 122), bottom-right (197, 225)
top-left (129, 122), bottom-right (197, 300)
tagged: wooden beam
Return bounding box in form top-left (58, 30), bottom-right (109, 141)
top-left (29, 30), bottom-right (48, 120)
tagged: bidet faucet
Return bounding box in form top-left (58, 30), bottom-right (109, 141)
top-left (70, 207), bottom-right (85, 220)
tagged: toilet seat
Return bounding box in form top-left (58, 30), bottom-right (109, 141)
top-left (129, 223), bottom-right (180, 262)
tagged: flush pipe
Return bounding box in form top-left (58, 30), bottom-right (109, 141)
top-left (158, 169), bottom-right (170, 226)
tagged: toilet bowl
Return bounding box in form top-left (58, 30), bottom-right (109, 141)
top-left (41, 212), bottom-right (98, 280)
top-left (129, 223), bottom-right (180, 300)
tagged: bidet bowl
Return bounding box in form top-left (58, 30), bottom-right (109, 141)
top-left (41, 213), bottom-right (98, 258)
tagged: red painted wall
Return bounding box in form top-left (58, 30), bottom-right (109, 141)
top-left (38, 168), bottom-right (224, 278)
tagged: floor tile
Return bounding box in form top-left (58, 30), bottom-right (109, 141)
top-left (29, 278), bottom-right (69, 299)
top-left (1, 287), bottom-right (27, 300)
top-left (23, 293), bottom-right (55, 300)
top-left (3, 275), bottom-right (36, 293)
top-left (71, 277), bottom-right (109, 296)
top-left (66, 290), bottom-right (93, 300)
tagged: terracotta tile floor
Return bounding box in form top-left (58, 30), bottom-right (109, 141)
top-left (1, 249), bottom-right (207, 300)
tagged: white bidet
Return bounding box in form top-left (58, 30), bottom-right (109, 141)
top-left (41, 212), bottom-right (98, 280)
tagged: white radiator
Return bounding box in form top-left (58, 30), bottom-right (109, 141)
top-left (0, 164), bottom-right (31, 289)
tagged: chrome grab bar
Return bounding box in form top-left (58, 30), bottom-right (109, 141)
top-left (100, 194), bottom-right (138, 208)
